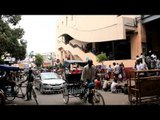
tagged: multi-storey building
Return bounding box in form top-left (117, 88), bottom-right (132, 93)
top-left (56, 15), bottom-right (160, 67)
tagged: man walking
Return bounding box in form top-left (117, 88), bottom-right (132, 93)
top-left (21, 69), bottom-right (34, 101)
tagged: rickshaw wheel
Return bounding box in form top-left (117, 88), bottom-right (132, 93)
top-left (0, 92), bottom-right (5, 105)
top-left (92, 90), bottom-right (105, 105)
top-left (5, 86), bottom-right (16, 101)
top-left (6, 92), bottom-right (16, 101)
top-left (62, 87), bottom-right (69, 104)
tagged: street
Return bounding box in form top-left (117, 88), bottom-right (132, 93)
top-left (5, 86), bottom-right (130, 105)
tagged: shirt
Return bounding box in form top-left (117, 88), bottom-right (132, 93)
top-left (113, 65), bottom-right (119, 74)
top-left (103, 80), bottom-right (110, 89)
top-left (27, 74), bottom-right (34, 82)
top-left (107, 67), bottom-right (112, 73)
top-left (81, 65), bottom-right (96, 82)
top-left (111, 81), bottom-right (118, 92)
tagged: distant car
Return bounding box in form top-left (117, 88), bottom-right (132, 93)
top-left (35, 72), bottom-right (66, 94)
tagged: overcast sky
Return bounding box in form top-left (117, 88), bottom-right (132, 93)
top-left (19, 15), bottom-right (60, 55)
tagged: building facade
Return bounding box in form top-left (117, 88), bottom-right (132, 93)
top-left (56, 15), bottom-right (154, 67)
top-left (141, 15), bottom-right (160, 58)
top-left (42, 52), bottom-right (56, 67)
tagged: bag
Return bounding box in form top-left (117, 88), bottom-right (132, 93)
top-left (118, 74), bottom-right (122, 79)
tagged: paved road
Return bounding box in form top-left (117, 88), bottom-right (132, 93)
top-left (5, 87), bottom-right (130, 105)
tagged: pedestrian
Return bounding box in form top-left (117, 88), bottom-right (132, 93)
top-left (113, 62), bottom-right (119, 79)
top-left (21, 68), bottom-right (34, 101)
top-left (107, 65), bottom-right (112, 79)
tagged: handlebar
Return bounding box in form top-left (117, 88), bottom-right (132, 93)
top-left (17, 81), bottom-right (25, 87)
top-left (17, 83), bottom-right (22, 87)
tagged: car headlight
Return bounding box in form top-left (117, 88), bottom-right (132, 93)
top-left (63, 82), bottom-right (66, 86)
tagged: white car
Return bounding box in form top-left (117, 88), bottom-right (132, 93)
top-left (35, 72), bottom-right (66, 94)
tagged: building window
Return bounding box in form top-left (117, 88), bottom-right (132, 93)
top-left (114, 40), bottom-right (131, 60)
top-left (97, 39), bottom-right (131, 60)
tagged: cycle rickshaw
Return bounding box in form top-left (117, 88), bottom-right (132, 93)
top-left (62, 60), bottom-right (105, 105)
top-left (0, 65), bottom-right (38, 105)
top-left (0, 64), bottom-right (22, 105)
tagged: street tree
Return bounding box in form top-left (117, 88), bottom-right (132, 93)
top-left (0, 15), bottom-right (26, 63)
top-left (35, 54), bottom-right (44, 68)
top-left (96, 53), bottom-right (107, 65)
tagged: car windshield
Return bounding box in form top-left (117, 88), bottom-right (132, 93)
top-left (41, 73), bottom-right (60, 80)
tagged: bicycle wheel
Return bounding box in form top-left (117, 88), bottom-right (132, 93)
top-left (92, 90), bottom-right (105, 105)
top-left (62, 86), bottom-right (69, 104)
top-left (5, 92), bottom-right (16, 101)
top-left (32, 89), bottom-right (39, 105)
top-left (0, 92), bottom-right (5, 105)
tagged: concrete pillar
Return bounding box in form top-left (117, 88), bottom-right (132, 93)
top-left (92, 42), bottom-right (96, 49)
top-left (130, 18), bottom-right (143, 59)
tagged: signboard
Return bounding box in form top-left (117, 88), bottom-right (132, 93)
top-left (19, 64), bottom-right (24, 69)
top-left (18, 63), bottom-right (29, 69)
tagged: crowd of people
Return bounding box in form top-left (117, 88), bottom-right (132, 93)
top-left (89, 50), bottom-right (160, 94)
top-left (80, 59), bottom-right (127, 95)
top-left (135, 50), bottom-right (160, 71)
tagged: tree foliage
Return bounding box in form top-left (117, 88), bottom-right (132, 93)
top-left (35, 54), bottom-right (44, 67)
top-left (0, 15), bottom-right (26, 63)
top-left (96, 53), bottom-right (107, 64)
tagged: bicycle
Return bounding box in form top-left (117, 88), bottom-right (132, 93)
top-left (4, 81), bottom-right (38, 105)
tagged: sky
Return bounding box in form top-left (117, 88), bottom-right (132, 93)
top-left (18, 15), bottom-right (60, 55)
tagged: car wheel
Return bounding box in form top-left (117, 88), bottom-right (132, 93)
top-left (40, 85), bottom-right (44, 94)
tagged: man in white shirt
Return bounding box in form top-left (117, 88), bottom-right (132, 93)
top-left (111, 78), bottom-right (118, 93)
top-left (103, 80), bottom-right (111, 91)
top-left (80, 59), bottom-right (96, 102)
top-left (81, 59), bottom-right (96, 83)
top-left (113, 62), bottom-right (119, 79)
